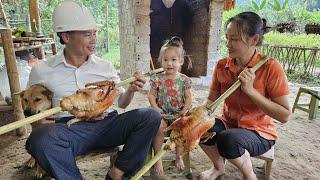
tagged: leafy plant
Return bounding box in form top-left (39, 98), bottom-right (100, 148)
top-left (269, 0), bottom-right (288, 11)
top-left (251, 0), bottom-right (268, 11)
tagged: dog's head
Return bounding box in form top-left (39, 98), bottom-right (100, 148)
top-left (19, 84), bottom-right (53, 117)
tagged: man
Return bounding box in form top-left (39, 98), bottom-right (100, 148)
top-left (25, 1), bottom-right (161, 179)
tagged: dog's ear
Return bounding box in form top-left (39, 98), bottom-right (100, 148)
top-left (14, 90), bottom-right (25, 98)
top-left (42, 89), bottom-right (53, 100)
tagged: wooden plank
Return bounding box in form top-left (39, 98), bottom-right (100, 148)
top-left (13, 42), bottom-right (55, 52)
top-left (0, 105), bottom-right (13, 112)
top-left (13, 37), bottom-right (53, 42)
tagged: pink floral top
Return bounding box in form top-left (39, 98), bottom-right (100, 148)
top-left (150, 72), bottom-right (191, 115)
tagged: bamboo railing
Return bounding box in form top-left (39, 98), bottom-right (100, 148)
top-left (260, 44), bottom-right (320, 77)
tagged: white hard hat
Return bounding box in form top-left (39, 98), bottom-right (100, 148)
top-left (53, 0), bottom-right (98, 32)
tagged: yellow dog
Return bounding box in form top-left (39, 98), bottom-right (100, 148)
top-left (19, 84), bottom-right (53, 178)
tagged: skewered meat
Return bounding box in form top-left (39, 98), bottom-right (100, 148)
top-left (60, 80), bottom-right (117, 124)
top-left (166, 105), bottom-right (216, 155)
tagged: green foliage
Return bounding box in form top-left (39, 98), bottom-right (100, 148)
top-left (268, 0), bottom-right (288, 11)
top-left (251, 0), bottom-right (268, 11)
top-left (2, 0), bottom-right (121, 67)
top-left (100, 47), bottom-right (120, 69)
top-left (221, 4), bottom-right (320, 84)
top-left (264, 32), bottom-right (320, 47)
top-left (286, 71), bottom-right (320, 86)
top-left (4, 0), bottom-right (120, 51)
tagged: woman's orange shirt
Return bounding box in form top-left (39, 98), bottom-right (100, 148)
top-left (208, 51), bottom-right (289, 140)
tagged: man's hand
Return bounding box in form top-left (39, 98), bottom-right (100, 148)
top-left (118, 71), bottom-right (146, 108)
top-left (127, 71), bottom-right (146, 93)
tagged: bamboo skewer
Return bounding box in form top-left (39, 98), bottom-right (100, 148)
top-left (116, 68), bottom-right (163, 87)
top-left (131, 139), bottom-right (174, 180)
top-left (0, 107), bottom-right (62, 136)
top-left (131, 57), bottom-right (269, 180)
top-left (0, 68), bottom-right (164, 136)
top-left (150, 58), bottom-right (155, 71)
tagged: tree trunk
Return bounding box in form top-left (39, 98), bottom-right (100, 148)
top-left (29, 0), bottom-right (45, 59)
top-left (105, 2), bottom-right (109, 52)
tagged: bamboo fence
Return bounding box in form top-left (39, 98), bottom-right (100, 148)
top-left (260, 44), bottom-right (320, 77)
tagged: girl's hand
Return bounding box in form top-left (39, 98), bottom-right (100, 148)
top-left (238, 68), bottom-right (256, 94)
top-left (155, 107), bottom-right (164, 115)
top-left (179, 109), bottom-right (188, 116)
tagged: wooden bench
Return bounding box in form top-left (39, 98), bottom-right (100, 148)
top-left (253, 146), bottom-right (274, 180)
top-left (292, 87), bottom-right (320, 120)
top-left (76, 147), bottom-right (119, 168)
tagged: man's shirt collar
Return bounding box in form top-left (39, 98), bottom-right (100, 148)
top-left (49, 51), bottom-right (96, 68)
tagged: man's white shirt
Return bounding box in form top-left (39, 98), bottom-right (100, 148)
top-left (28, 51), bottom-right (125, 117)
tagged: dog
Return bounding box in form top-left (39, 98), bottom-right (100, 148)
top-left (19, 84), bottom-right (54, 178)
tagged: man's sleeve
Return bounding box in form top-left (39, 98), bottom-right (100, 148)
top-left (108, 63), bottom-right (125, 94)
top-left (27, 65), bottom-right (41, 87)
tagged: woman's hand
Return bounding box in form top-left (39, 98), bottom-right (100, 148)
top-left (238, 68), bottom-right (256, 95)
top-left (155, 107), bottom-right (164, 115)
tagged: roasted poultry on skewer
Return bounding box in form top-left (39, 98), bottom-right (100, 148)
top-left (59, 68), bottom-right (165, 126)
top-left (164, 57), bottom-right (270, 156)
top-left (131, 57), bottom-right (269, 180)
top-left (60, 80), bottom-right (117, 126)
top-left (165, 105), bottom-right (216, 155)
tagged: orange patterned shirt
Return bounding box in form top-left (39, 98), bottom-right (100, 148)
top-left (209, 50), bottom-right (289, 140)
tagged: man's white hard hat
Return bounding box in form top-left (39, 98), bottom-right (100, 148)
top-left (53, 0), bottom-right (98, 32)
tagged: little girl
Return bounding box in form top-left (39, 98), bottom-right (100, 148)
top-left (148, 36), bottom-right (192, 176)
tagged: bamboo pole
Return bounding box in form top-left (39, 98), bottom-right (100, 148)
top-left (131, 140), bottom-right (174, 180)
top-left (150, 59), bottom-right (155, 71)
top-left (0, 68), bottom-right (164, 136)
top-left (0, 0), bottom-right (27, 136)
top-left (0, 107), bottom-right (62, 135)
top-left (116, 68), bottom-right (163, 87)
top-left (131, 57), bottom-right (269, 179)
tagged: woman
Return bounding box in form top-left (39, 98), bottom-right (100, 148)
top-left (200, 12), bottom-right (291, 180)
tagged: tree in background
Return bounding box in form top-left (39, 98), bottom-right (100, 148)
top-left (4, 0), bottom-right (120, 53)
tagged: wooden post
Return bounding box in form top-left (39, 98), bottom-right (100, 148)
top-left (50, 34), bottom-right (57, 55)
top-left (25, 14), bottom-right (31, 32)
top-left (29, 0), bottom-right (41, 33)
top-left (0, 0), bottom-right (27, 136)
top-left (29, 0), bottom-right (45, 59)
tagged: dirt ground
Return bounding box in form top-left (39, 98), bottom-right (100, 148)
top-left (0, 82), bottom-right (319, 180)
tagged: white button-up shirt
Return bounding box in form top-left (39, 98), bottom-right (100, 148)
top-left (28, 52), bottom-right (125, 117)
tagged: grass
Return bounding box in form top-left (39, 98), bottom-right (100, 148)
top-left (100, 47), bottom-right (120, 69)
